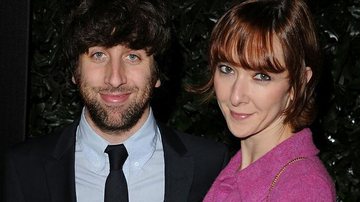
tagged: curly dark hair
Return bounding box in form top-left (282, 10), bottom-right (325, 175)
top-left (62, 0), bottom-right (171, 75)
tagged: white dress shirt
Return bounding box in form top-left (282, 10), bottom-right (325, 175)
top-left (75, 108), bottom-right (165, 202)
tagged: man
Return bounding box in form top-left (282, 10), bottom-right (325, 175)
top-left (3, 0), bottom-right (229, 201)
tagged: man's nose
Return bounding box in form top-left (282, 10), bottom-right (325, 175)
top-left (104, 60), bottom-right (127, 88)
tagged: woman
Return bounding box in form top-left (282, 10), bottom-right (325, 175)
top-left (202, 0), bottom-right (336, 201)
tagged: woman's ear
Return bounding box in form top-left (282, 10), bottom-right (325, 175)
top-left (305, 66), bottom-right (313, 83)
top-left (289, 87), bottom-right (294, 101)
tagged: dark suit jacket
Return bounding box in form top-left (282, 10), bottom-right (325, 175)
top-left (3, 121), bottom-right (229, 202)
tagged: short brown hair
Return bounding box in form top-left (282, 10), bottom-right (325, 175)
top-left (203, 0), bottom-right (320, 132)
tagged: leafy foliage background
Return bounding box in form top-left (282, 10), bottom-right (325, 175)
top-left (30, 0), bottom-right (360, 200)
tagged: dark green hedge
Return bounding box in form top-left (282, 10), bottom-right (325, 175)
top-left (30, 0), bottom-right (360, 200)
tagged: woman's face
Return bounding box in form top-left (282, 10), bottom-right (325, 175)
top-left (213, 42), bottom-right (292, 139)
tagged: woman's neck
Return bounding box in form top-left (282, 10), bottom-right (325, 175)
top-left (239, 120), bottom-right (293, 170)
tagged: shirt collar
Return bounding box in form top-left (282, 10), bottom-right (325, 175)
top-left (122, 108), bottom-right (159, 169)
top-left (76, 107), bottom-right (159, 171)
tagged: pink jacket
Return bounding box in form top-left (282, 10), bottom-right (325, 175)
top-left (204, 128), bottom-right (336, 202)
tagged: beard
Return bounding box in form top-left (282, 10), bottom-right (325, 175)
top-left (79, 80), bottom-right (155, 134)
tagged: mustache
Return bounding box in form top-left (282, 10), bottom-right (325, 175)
top-left (95, 86), bottom-right (137, 93)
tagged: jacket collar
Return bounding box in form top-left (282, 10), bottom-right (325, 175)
top-left (158, 123), bottom-right (194, 202)
top-left (45, 121), bottom-right (78, 202)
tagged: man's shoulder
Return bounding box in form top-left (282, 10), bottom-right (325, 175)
top-left (177, 130), bottom-right (226, 150)
top-left (6, 121), bottom-right (77, 158)
top-left (158, 123), bottom-right (228, 154)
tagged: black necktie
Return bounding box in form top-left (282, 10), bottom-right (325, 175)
top-left (104, 144), bottom-right (129, 202)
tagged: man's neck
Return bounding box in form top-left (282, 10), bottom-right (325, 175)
top-left (84, 107), bottom-right (151, 144)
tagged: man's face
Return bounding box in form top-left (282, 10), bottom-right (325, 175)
top-left (74, 44), bottom-right (160, 134)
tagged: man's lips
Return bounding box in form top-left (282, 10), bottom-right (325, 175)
top-left (230, 111), bottom-right (253, 120)
top-left (99, 93), bottom-right (131, 104)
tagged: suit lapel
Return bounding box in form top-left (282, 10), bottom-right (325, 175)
top-left (42, 121), bottom-right (194, 202)
top-left (44, 122), bottom-right (78, 202)
top-left (159, 124), bottom-right (194, 202)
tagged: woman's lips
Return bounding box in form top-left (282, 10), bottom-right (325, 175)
top-left (230, 111), bottom-right (252, 120)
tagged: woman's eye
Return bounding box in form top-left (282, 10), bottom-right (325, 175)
top-left (91, 52), bottom-right (107, 61)
top-left (218, 65), bottom-right (234, 74)
top-left (254, 73), bottom-right (271, 81)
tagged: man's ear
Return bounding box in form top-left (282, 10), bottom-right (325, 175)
top-left (305, 66), bottom-right (313, 83)
top-left (72, 75), bottom-right (77, 84)
top-left (155, 79), bottom-right (161, 88)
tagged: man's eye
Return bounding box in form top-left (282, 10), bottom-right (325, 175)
top-left (254, 73), bottom-right (271, 81)
top-left (218, 65), bottom-right (234, 74)
top-left (127, 54), bottom-right (140, 62)
top-left (91, 52), bottom-right (106, 61)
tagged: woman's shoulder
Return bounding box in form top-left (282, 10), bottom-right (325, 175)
top-left (269, 156), bottom-right (336, 201)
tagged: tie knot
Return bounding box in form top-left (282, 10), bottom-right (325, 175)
top-left (105, 144), bottom-right (128, 171)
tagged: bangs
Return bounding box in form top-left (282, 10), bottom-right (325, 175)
top-left (210, 12), bottom-right (286, 74)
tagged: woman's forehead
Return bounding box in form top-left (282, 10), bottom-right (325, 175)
top-left (214, 35), bottom-right (287, 73)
